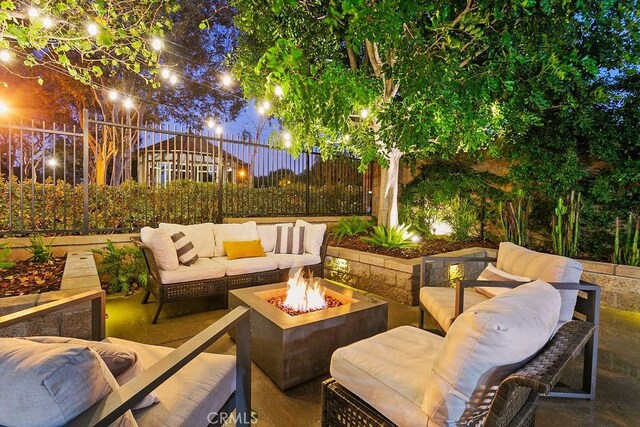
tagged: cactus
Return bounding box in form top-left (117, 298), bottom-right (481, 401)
top-left (551, 191), bottom-right (581, 258)
top-left (614, 214), bottom-right (640, 266)
top-left (500, 189), bottom-right (529, 246)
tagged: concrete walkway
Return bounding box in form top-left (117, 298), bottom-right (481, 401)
top-left (106, 288), bottom-right (640, 427)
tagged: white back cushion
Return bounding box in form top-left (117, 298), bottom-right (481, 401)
top-left (422, 280), bottom-right (561, 425)
top-left (159, 222), bottom-right (215, 258)
top-left (0, 338), bottom-right (137, 427)
top-left (140, 227), bottom-right (179, 271)
top-left (496, 242), bottom-right (582, 322)
top-left (257, 223), bottom-right (293, 252)
top-left (475, 263), bottom-right (531, 298)
top-left (212, 221), bottom-right (259, 257)
top-left (295, 219), bottom-right (327, 255)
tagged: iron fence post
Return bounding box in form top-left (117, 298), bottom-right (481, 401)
top-left (305, 151), bottom-right (310, 216)
top-left (217, 135), bottom-right (223, 224)
top-left (82, 110), bottom-right (90, 234)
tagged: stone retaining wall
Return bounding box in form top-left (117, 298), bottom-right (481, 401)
top-left (324, 246), bottom-right (490, 305)
top-left (580, 260), bottom-right (640, 312)
top-left (0, 251), bottom-right (101, 339)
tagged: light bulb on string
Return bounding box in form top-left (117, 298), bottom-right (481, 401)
top-left (0, 50), bottom-right (10, 62)
top-left (360, 108), bottom-right (369, 119)
top-left (215, 124), bottom-right (223, 136)
top-left (108, 90), bottom-right (118, 101)
top-left (151, 38), bottom-right (162, 51)
top-left (160, 69), bottom-right (171, 79)
top-left (27, 7), bottom-right (39, 18)
top-left (221, 74), bottom-right (232, 87)
top-left (123, 98), bottom-right (134, 109)
top-left (274, 85), bottom-right (283, 98)
top-left (169, 74), bottom-right (178, 85)
top-left (87, 23), bottom-right (99, 36)
top-left (206, 118), bottom-right (215, 129)
top-left (257, 106), bottom-right (265, 115)
top-left (42, 17), bottom-right (53, 28)
top-left (262, 100), bottom-right (271, 110)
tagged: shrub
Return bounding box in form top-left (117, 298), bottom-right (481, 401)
top-left (444, 197), bottom-right (478, 242)
top-left (26, 235), bottom-right (53, 263)
top-left (334, 216), bottom-right (372, 241)
top-left (0, 243), bottom-right (15, 269)
top-left (613, 214), bottom-right (640, 266)
top-left (361, 224), bottom-right (418, 250)
top-left (92, 240), bottom-right (148, 294)
top-left (499, 189), bottom-right (530, 247)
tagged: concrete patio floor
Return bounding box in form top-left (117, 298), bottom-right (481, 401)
top-left (106, 285), bottom-right (640, 427)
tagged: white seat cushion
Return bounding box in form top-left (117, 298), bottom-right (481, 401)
top-left (212, 256), bottom-right (278, 276)
top-left (266, 252), bottom-right (321, 269)
top-left (331, 326), bottom-right (443, 426)
top-left (475, 263), bottom-right (531, 298)
top-left (257, 223), bottom-right (293, 252)
top-left (158, 258), bottom-right (225, 284)
top-left (104, 338), bottom-right (235, 427)
top-left (212, 222), bottom-right (259, 257)
top-left (420, 287), bottom-right (489, 332)
top-left (497, 242), bottom-right (582, 322)
top-left (422, 280), bottom-right (561, 425)
top-left (295, 220), bottom-right (327, 256)
top-left (159, 223), bottom-right (215, 258)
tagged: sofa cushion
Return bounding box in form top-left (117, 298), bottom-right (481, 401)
top-left (223, 240), bottom-right (266, 260)
top-left (496, 242), bottom-right (582, 322)
top-left (266, 252), bottom-right (321, 269)
top-left (331, 326), bottom-right (443, 426)
top-left (475, 263), bottom-right (531, 298)
top-left (295, 219), bottom-right (327, 256)
top-left (274, 225), bottom-right (306, 255)
top-left (171, 231), bottom-right (199, 266)
top-left (24, 336), bottom-right (159, 410)
top-left (159, 258), bottom-right (226, 284)
top-left (419, 286), bottom-right (489, 332)
top-left (140, 227), bottom-right (179, 271)
top-left (257, 223), bottom-right (293, 252)
top-left (159, 223), bottom-right (215, 258)
top-left (212, 222), bottom-right (259, 257)
top-left (422, 280), bottom-right (561, 425)
top-left (104, 337), bottom-right (235, 427)
top-left (212, 256), bottom-right (278, 276)
top-left (0, 338), bottom-right (136, 427)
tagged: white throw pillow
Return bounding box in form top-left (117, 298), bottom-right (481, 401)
top-left (257, 223), bottom-right (293, 252)
top-left (295, 219), bottom-right (327, 255)
top-left (140, 226), bottom-right (179, 271)
top-left (0, 338), bottom-right (136, 427)
top-left (212, 221), bottom-right (259, 257)
top-left (159, 222), bottom-right (216, 258)
top-left (422, 280), bottom-right (561, 426)
top-left (475, 263), bottom-right (531, 298)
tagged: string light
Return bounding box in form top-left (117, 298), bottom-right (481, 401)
top-left (108, 90), bottom-right (118, 101)
top-left (0, 50), bottom-right (10, 62)
top-left (262, 100), bottom-right (271, 110)
top-left (215, 124), bottom-right (223, 135)
top-left (87, 23), bottom-right (99, 36)
top-left (0, 101), bottom-right (8, 114)
top-left (123, 98), bottom-right (134, 109)
top-left (151, 38), bottom-right (162, 51)
top-left (160, 69), bottom-right (171, 79)
top-left (274, 85), bottom-right (283, 97)
top-left (27, 7), bottom-right (39, 18)
top-left (206, 118), bottom-right (215, 128)
top-left (47, 158), bottom-right (58, 167)
top-left (42, 17), bottom-right (53, 28)
top-left (257, 106), bottom-right (265, 115)
top-left (282, 131), bottom-right (292, 148)
top-left (221, 74), bottom-right (232, 86)
top-left (360, 108), bottom-right (369, 119)
top-left (169, 74), bottom-right (178, 85)
top-left (344, 134), bottom-right (350, 141)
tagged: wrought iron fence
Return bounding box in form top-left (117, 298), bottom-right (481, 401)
top-left (0, 111), bottom-right (372, 235)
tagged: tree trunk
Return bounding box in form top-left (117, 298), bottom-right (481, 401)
top-left (377, 149), bottom-right (402, 227)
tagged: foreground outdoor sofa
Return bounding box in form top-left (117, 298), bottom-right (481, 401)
top-left (0, 290), bottom-right (252, 427)
top-left (321, 281), bottom-right (596, 427)
top-left (133, 220), bottom-right (328, 323)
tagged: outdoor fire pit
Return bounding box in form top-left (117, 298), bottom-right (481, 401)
top-left (229, 275), bottom-right (388, 390)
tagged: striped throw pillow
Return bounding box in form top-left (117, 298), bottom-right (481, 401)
top-left (274, 226), bottom-right (306, 255)
top-left (171, 231), bottom-right (199, 266)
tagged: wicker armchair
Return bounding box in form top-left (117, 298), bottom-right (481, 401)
top-left (322, 320), bottom-right (595, 427)
top-left (132, 233), bottom-right (329, 324)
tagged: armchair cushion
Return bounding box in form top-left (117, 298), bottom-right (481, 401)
top-left (419, 287), bottom-right (489, 332)
top-left (140, 227), bottom-right (179, 271)
top-left (104, 337), bottom-right (236, 427)
top-left (496, 242), bottom-right (582, 322)
top-left (475, 263), bottom-right (531, 298)
top-left (159, 223), bottom-right (216, 258)
top-left (0, 338), bottom-right (136, 427)
top-left (330, 326), bottom-right (443, 426)
top-left (422, 280), bottom-right (561, 425)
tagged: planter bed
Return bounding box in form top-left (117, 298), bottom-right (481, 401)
top-left (0, 258), bottom-right (65, 298)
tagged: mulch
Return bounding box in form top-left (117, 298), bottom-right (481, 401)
top-left (0, 258), bottom-right (65, 298)
top-left (267, 294), bottom-right (343, 316)
top-left (328, 234), bottom-right (499, 260)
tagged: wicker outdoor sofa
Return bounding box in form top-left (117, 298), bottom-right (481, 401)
top-left (322, 320), bottom-right (595, 427)
top-left (132, 224), bottom-right (329, 324)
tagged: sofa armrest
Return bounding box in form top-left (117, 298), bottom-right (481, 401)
top-left (131, 236), bottom-right (163, 291)
top-left (70, 306), bottom-right (252, 427)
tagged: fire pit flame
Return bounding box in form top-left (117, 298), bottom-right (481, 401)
top-left (283, 273), bottom-right (327, 312)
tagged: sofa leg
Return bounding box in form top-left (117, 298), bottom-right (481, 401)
top-left (141, 290), bottom-right (151, 305)
top-left (152, 303), bottom-right (163, 324)
top-left (419, 307), bottom-right (425, 329)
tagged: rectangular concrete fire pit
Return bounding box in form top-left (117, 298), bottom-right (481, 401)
top-left (229, 280), bottom-right (388, 390)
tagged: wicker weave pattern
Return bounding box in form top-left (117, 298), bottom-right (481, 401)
top-left (321, 321), bottom-right (595, 427)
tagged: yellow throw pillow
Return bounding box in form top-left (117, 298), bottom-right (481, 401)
top-left (223, 240), bottom-right (266, 260)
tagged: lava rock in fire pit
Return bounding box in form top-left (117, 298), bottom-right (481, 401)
top-left (267, 295), bottom-right (343, 316)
